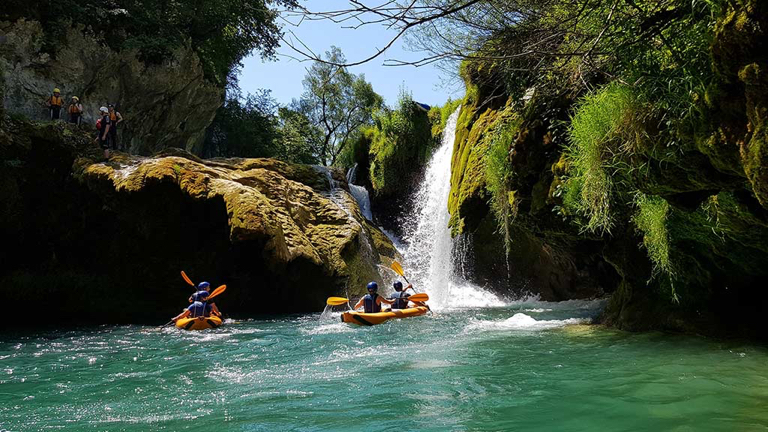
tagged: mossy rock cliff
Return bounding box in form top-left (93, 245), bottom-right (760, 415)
top-left (448, 0), bottom-right (768, 338)
top-left (0, 117), bottom-right (396, 324)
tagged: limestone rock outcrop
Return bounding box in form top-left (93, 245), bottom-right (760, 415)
top-left (0, 118), bottom-right (396, 324)
top-left (0, 19), bottom-right (221, 155)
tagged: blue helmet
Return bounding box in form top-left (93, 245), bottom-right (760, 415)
top-left (393, 281), bottom-right (403, 291)
top-left (198, 281), bottom-right (210, 290)
top-left (366, 281), bottom-right (378, 292)
top-left (192, 290), bottom-right (210, 302)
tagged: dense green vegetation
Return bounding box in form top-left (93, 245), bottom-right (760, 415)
top-left (368, 90), bottom-right (437, 196)
top-left (431, 0), bottom-right (768, 334)
top-left (202, 90), bottom-right (317, 164)
top-left (2, 0), bottom-right (294, 85)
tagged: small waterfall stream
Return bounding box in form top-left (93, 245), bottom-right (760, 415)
top-left (401, 108), bottom-right (504, 309)
top-left (346, 164), bottom-right (372, 220)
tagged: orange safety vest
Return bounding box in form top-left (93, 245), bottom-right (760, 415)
top-left (110, 111), bottom-right (119, 121)
top-left (49, 96), bottom-right (63, 107)
top-left (69, 104), bottom-right (82, 114)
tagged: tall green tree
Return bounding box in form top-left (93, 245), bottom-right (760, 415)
top-left (275, 107), bottom-right (321, 164)
top-left (295, 47), bottom-right (383, 165)
top-left (203, 89), bottom-right (279, 158)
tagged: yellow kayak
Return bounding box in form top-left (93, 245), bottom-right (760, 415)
top-left (341, 307), bottom-right (429, 326)
top-left (175, 315), bottom-right (223, 330)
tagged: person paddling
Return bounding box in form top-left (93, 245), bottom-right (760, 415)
top-left (188, 281), bottom-right (221, 315)
top-left (387, 281), bottom-right (413, 309)
top-left (353, 281), bottom-right (394, 313)
top-left (172, 290), bottom-right (220, 323)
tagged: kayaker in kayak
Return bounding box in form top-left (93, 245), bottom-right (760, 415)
top-left (189, 281), bottom-right (212, 303)
top-left (172, 281), bottom-right (221, 323)
top-left (353, 281), bottom-right (395, 313)
top-left (388, 281), bottom-right (413, 309)
top-left (172, 295), bottom-right (221, 322)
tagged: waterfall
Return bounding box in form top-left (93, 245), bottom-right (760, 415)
top-left (346, 164), bottom-right (372, 220)
top-left (401, 107), bottom-right (504, 309)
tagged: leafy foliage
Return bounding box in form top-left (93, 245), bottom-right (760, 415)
top-left (485, 117), bottom-right (521, 255)
top-left (293, 47), bottom-right (383, 166)
top-left (632, 193), bottom-right (672, 277)
top-left (203, 90), bottom-right (318, 164)
top-left (203, 90), bottom-right (279, 158)
top-left (369, 89), bottom-right (437, 196)
top-left (564, 83), bottom-right (648, 233)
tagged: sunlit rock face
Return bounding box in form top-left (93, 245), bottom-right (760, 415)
top-left (0, 19), bottom-right (221, 155)
top-left (0, 119), bottom-right (396, 324)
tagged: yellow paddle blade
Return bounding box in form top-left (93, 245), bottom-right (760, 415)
top-left (327, 297), bottom-right (349, 306)
top-left (409, 293), bottom-right (429, 302)
top-left (390, 261), bottom-right (404, 277)
top-left (207, 285), bottom-right (226, 301)
top-left (181, 270), bottom-right (195, 287)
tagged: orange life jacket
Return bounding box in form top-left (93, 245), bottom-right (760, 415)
top-left (49, 96), bottom-right (63, 107)
top-left (109, 111), bottom-right (119, 121)
top-left (69, 104), bottom-right (82, 114)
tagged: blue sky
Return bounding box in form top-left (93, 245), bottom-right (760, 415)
top-left (238, 2), bottom-right (464, 109)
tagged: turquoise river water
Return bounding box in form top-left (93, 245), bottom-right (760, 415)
top-left (2, 299), bottom-right (768, 431)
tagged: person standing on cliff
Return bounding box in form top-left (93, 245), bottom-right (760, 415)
top-left (68, 96), bottom-right (83, 125)
top-left (46, 88), bottom-right (63, 121)
top-left (108, 104), bottom-right (123, 150)
top-left (98, 106), bottom-right (112, 159)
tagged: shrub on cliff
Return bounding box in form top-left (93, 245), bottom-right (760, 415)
top-left (369, 90), bottom-right (437, 196)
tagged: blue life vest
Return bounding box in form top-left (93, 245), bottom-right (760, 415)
top-left (363, 293), bottom-right (380, 313)
top-left (389, 291), bottom-right (410, 309)
top-left (188, 301), bottom-right (212, 318)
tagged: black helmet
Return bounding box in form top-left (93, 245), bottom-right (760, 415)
top-left (366, 281), bottom-right (378, 292)
top-left (393, 281), bottom-right (403, 291)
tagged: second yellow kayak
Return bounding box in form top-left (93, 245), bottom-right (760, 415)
top-left (341, 307), bottom-right (429, 326)
top-left (176, 315), bottom-right (223, 330)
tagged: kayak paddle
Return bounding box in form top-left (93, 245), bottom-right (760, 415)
top-left (327, 297), bottom-right (350, 306)
top-left (407, 293), bottom-right (429, 303)
top-left (390, 261), bottom-right (410, 285)
top-left (181, 270), bottom-right (195, 287)
top-left (207, 285), bottom-right (226, 301)
top-left (327, 293), bottom-right (429, 307)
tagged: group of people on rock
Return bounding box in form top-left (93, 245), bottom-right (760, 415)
top-left (46, 87), bottom-right (124, 158)
top-left (171, 282), bottom-right (222, 323)
top-left (355, 280), bottom-right (422, 313)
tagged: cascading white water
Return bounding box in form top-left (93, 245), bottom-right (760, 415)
top-left (348, 185), bottom-right (372, 220)
top-left (401, 107), bottom-right (504, 309)
top-left (345, 164), bottom-right (373, 220)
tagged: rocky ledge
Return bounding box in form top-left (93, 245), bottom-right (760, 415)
top-left (0, 119), bottom-right (396, 324)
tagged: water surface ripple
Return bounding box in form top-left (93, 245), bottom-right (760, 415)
top-left (1, 301), bottom-right (767, 431)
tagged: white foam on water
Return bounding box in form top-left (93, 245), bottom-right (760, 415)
top-left (301, 322), bottom-right (353, 335)
top-left (464, 313), bottom-right (590, 333)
